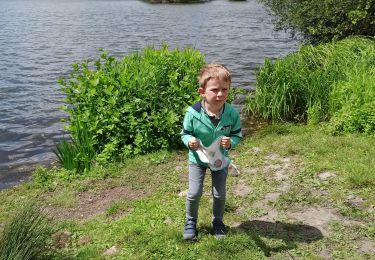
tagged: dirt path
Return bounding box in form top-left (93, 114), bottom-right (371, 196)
top-left (230, 150), bottom-right (375, 258)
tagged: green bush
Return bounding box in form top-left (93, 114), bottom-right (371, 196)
top-left (58, 44), bottom-right (205, 163)
top-left (259, 0), bottom-right (375, 43)
top-left (246, 37), bottom-right (375, 134)
top-left (328, 67), bottom-right (375, 135)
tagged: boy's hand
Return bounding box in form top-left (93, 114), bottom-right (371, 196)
top-left (188, 137), bottom-right (200, 151)
top-left (221, 137), bottom-right (231, 149)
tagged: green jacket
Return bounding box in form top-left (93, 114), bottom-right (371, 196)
top-left (181, 101), bottom-right (242, 166)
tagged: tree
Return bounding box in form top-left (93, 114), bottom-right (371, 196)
top-left (259, 0), bottom-right (375, 44)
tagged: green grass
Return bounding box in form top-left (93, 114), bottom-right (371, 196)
top-left (247, 37), bottom-right (375, 134)
top-left (0, 203), bottom-right (51, 260)
top-left (1, 124), bottom-right (375, 259)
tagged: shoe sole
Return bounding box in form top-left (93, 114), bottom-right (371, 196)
top-left (183, 234), bottom-right (197, 241)
top-left (214, 234), bottom-right (226, 240)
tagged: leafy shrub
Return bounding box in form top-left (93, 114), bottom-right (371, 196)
top-left (246, 37), bottom-right (375, 134)
top-left (259, 0), bottom-right (375, 43)
top-left (0, 203), bottom-right (51, 260)
top-left (328, 67), bottom-right (375, 135)
top-left (58, 44), bottom-right (205, 163)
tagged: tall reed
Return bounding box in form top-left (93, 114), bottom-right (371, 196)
top-left (247, 37), bottom-right (375, 132)
top-left (53, 119), bottom-right (95, 173)
top-left (0, 203), bottom-right (51, 260)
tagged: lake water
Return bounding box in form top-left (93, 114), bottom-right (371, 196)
top-left (0, 0), bottom-right (297, 189)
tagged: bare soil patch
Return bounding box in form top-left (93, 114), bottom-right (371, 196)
top-left (287, 207), bottom-right (342, 236)
top-left (248, 152), bottom-right (366, 238)
top-left (233, 180), bottom-right (252, 197)
top-left (46, 186), bottom-right (148, 220)
top-left (358, 239), bottom-right (375, 254)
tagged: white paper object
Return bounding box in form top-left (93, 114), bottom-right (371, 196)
top-left (195, 136), bottom-right (230, 171)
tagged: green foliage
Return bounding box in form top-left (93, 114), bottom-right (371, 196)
top-left (328, 67), bottom-right (375, 135)
top-left (32, 166), bottom-right (56, 190)
top-left (259, 0), bottom-right (375, 43)
top-left (246, 37), bottom-right (375, 135)
top-left (32, 163), bottom-right (118, 191)
top-left (32, 166), bottom-right (77, 191)
top-left (148, 0), bottom-right (207, 3)
top-left (0, 203), bottom-right (51, 260)
top-left (53, 119), bottom-right (95, 173)
top-left (58, 44), bottom-right (205, 163)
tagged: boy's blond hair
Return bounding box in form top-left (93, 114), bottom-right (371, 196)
top-left (198, 63), bottom-right (231, 89)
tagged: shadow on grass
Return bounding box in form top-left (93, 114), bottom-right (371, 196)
top-left (233, 220), bottom-right (323, 257)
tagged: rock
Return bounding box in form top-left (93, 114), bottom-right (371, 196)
top-left (164, 216), bottom-right (172, 225)
top-left (317, 171), bottom-right (336, 180)
top-left (103, 246), bottom-right (119, 256)
top-left (251, 147), bottom-right (261, 154)
top-left (178, 190), bottom-right (188, 197)
top-left (347, 194), bottom-right (364, 207)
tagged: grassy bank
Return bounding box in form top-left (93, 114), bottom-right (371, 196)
top-left (247, 37), bottom-right (375, 135)
top-left (1, 123), bottom-right (374, 259)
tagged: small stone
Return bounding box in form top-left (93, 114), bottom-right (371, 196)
top-left (103, 246), bottom-right (119, 256)
top-left (178, 190), bottom-right (188, 197)
top-left (164, 216), bottom-right (172, 225)
top-left (252, 147), bottom-right (261, 154)
top-left (348, 194), bottom-right (364, 207)
top-left (317, 171), bottom-right (336, 180)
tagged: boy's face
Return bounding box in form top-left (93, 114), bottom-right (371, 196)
top-left (199, 78), bottom-right (230, 108)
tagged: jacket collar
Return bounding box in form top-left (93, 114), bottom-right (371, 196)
top-left (188, 101), bottom-right (228, 130)
top-left (191, 100), bottom-right (226, 115)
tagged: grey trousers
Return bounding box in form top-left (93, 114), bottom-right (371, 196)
top-left (186, 162), bottom-right (228, 220)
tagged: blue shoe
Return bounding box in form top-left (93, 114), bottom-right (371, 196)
top-left (183, 218), bottom-right (197, 240)
top-left (212, 219), bottom-right (226, 239)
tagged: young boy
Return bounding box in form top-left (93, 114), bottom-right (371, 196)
top-left (181, 63), bottom-right (242, 240)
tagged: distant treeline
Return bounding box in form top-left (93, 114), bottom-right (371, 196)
top-left (259, 0), bottom-right (375, 44)
top-left (146, 0), bottom-right (209, 3)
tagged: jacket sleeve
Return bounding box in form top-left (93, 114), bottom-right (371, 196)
top-left (229, 108), bottom-right (242, 149)
top-left (181, 111), bottom-right (194, 149)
